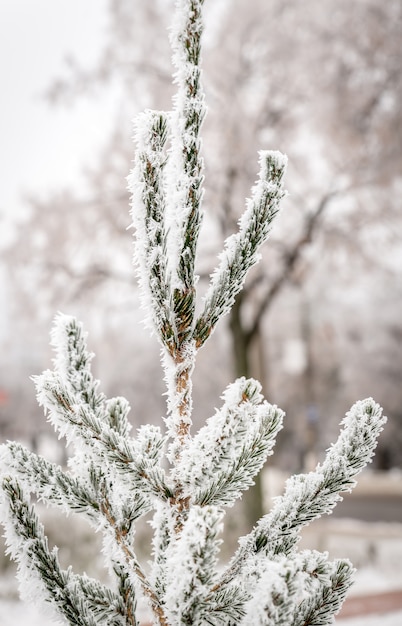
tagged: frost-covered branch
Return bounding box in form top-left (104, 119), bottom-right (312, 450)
top-left (240, 551), bottom-right (354, 626)
top-left (194, 151), bottom-right (287, 348)
top-left (35, 369), bottom-right (171, 501)
top-left (1, 442), bottom-right (101, 524)
top-left (163, 505), bottom-right (222, 624)
top-left (155, 0), bottom-right (207, 456)
top-left (129, 111), bottom-right (174, 349)
top-left (129, 1), bottom-right (208, 456)
top-left (218, 398), bottom-right (386, 588)
top-left (168, 0), bottom-right (206, 348)
top-left (100, 495), bottom-right (165, 625)
top-left (34, 315), bottom-right (172, 503)
top-left (292, 559), bottom-right (355, 626)
top-left (0, 476), bottom-right (126, 626)
top-left (0, 443), bottom-right (158, 623)
top-left (176, 378), bottom-right (283, 506)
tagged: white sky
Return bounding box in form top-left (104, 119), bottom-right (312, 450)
top-left (0, 0), bottom-right (111, 244)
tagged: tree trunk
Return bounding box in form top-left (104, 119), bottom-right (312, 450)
top-left (229, 295), bottom-right (266, 530)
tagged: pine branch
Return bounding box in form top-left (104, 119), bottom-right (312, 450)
top-left (106, 396), bottom-right (132, 438)
top-left (1, 442), bottom-right (100, 523)
top-left (154, 0), bottom-right (207, 459)
top-left (194, 150), bottom-right (287, 348)
top-left (218, 398), bottom-right (386, 588)
top-left (163, 505), bottom-right (223, 625)
top-left (99, 495), bottom-right (166, 625)
top-left (50, 313), bottom-right (106, 414)
top-left (199, 585), bottom-right (248, 626)
top-left (48, 314), bottom-right (132, 438)
top-left (129, 110), bottom-right (175, 349)
top-left (113, 564), bottom-right (139, 626)
top-left (0, 450), bottom-right (147, 624)
top-left (34, 315), bottom-right (172, 503)
top-left (240, 550), bottom-right (353, 626)
top-left (149, 503), bottom-right (174, 599)
top-left (72, 573), bottom-right (136, 626)
top-left (176, 378), bottom-right (283, 506)
top-left (0, 476), bottom-right (119, 626)
top-left (36, 370), bottom-right (172, 501)
top-left (293, 559), bottom-right (355, 626)
top-left (240, 557), bottom-right (301, 626)
top-left (168, 0), bottom-right (206, 347)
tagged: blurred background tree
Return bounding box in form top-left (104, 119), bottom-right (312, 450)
top-left (1, 0), bottom-right (401, 515)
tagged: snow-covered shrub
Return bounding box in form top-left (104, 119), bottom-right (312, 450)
top-left (0, 1), bottom-right (386, 624)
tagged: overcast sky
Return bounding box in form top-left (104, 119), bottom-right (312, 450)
top-left (0, 0), bottom-right (111, 244)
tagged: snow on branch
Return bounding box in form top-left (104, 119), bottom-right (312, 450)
top-left (34, 315), bottom-right (172, 503)
top-left (176, 377), bottom-right (283, 506)
top-left (241, 554), bottom-right (304, 625)
top-left (106, 396), bottom-right (132, 438)
top-left (129, 111), bottom-right (174, 349)
top-left (35, 368), bottom-right (171, 502)
top-left (1, 442), bottom-right (101, 524)
top-left (292, 558), bottom-right (355, 626)
top-left (167, 0), bottom-right (206, 349)
top-left (50, 313), bottom-right (105, 413)
top-left (163, 504), bottom-right (222, 624)
top-left (0, 476), bottom-right (128, 626)
top-left (241, 550), bottom-right (354, 626)
top-left (220, 398), bottom-right (386, 586)
top-left (194, 151), bottom-right (287, 348)
top-left (200, 584), bottom-right (248, 626)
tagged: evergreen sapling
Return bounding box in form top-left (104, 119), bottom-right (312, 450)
top-left (0, 1), bottom-right (386, 624)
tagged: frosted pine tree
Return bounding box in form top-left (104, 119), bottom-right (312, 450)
top-left (0, 1), bottom-right (386, 625)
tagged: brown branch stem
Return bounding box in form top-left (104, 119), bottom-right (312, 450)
top-left (100, 497), bottom-right (168, 626)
